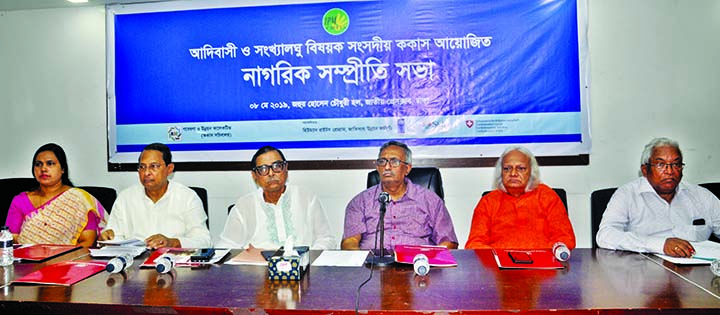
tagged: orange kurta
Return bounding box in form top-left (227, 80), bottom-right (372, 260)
top-left (465, 184), bottom-right (576, 250)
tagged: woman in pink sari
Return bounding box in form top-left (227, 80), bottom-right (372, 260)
top-left (5, 143), bottom-right (105, 248)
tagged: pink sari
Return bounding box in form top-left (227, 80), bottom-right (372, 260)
top-left (13, 188), bottom-right (104, 245)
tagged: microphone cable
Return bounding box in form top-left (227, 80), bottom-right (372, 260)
top-left (354, 204), bottom-right (384, 315)
top-left (354, 258), bottom-right (374, 315)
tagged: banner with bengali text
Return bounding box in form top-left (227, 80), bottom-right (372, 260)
top-left (107, 0), bottom-right (589, 163)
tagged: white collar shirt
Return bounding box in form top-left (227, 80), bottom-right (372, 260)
top-left (105, 181), bottom-right (212, 248)
top-left (597, 177), bottom-right (720, 254)
top-left (216, 184), bottom-right (336, 250)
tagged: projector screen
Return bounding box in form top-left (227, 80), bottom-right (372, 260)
top-left (107, 0), bottom-right (589, 168)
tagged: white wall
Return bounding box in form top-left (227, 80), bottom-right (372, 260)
top-left (1, 0), bottom-right (719, 248)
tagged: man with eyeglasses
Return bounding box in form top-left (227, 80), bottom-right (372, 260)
top-left (597, 137), bottom-right (720, 257)
top-left (465, 146), bottom-right (576, 250)
top-left (216, 146), bottom-right (335, 249)
top-left (341, 141), bottom-right (458, 250)
top-left (100, 143), bottom-right (211, 249)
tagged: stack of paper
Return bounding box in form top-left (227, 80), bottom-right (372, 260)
top-left (654, 240), bottom-right (720, 264)
top-left (97, 238), bottom-right (146, 247)
top-left (89, 246), bottom-right (147, 258)
top-left (225, 246), bottom-right (270, 266)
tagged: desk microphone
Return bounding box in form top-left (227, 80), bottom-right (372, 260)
top-left (377, 192), bottom-right (390, 257)
top-left (155, 255), bottom-right (175, 274)
top-left (378, 191), bottom-right (390, 204)
top-left (365, 191), bottom-right (394, 266)
top-left (710, 259), bottom-right (720, 277)
top-left (106, 254), bottom-right (133, 273)
top-left (413, 254), bottom-right (430, 276)
top-left (553, 242), bottom-right (571, 261)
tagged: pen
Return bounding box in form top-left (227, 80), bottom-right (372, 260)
top-left (691, 256), bottom-right (716, 262)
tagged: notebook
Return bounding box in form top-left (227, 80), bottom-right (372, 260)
top-left (394, 244), bottom-right (457, 266)
top-left (11, 261), bottom-right (106, 286)
top-left (13, 244), bottom-right (82, 262)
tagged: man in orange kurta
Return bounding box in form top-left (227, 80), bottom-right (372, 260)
top-left (465, 147), bottom-right (576, 249)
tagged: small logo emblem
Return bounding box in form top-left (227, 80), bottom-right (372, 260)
top-left (168, 126), bottom-right (182, 142)
top-left (323, 8), bottom-right (349, 35)
top-left (465, 120), bottom-right (474, 128)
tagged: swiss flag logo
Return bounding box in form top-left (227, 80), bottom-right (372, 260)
top-left (465, 120), bottom-right (474, 128)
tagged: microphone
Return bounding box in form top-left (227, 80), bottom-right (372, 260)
top-left (155, 255), bottom-right (175, 274)
top-left (365, 191), bottom-right (395, 266)
top-left (413, 254), bottom-right (430, 276)
top-left (106, 253), bottom-right (133, 273)
top-left (378, 191), bottom-right (390, 204)
top-left (377, 192), bottom-right (390, 257)
top-left (710, 259), bottom-right (720, 277)
top-left (552, 242), bottom-right (571, 261)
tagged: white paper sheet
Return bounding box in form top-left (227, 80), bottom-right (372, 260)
top-left (653, 240), bottom-right (720, 264)
top-left (311, 250), bottom-right (369, 267)
top-left (97, 238), bottom-right (146, 247)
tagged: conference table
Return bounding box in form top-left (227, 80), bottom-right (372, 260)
top-left (644, 253), bottom-right (720, 301)
top-left (0, 248), bottom-right (718, 314)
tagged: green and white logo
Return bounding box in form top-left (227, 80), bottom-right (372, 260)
top-left (323, 8), bottom-right (349, 35)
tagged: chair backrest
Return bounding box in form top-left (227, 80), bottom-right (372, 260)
top-left (480, 188), bottom-right (568, 212)
top-left (699, 182), bottom-right (720, 199)
top-left (77, 186), bottom-right (117, 214)
top-left (699, 183), bottom-right (720, 243)
top-left (366, 167), bottom-right (444, 200)
top-left (189, 186), bottom-right (209, 228)
top-left (0, 178), bottom-right (37, 223)
top-left (590, 187), bottom-right (618, 248)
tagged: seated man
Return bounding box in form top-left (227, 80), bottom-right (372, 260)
top-left (216, 146), bottom-right (336, 249)
top-left (342, 141), bottom-right (458, 250)
top-left (465, 146), bottom-right (576, 249)
top-left (597, 137), bottom-right (720, 257)
top-left (99, 143), bottom-right (212, 249)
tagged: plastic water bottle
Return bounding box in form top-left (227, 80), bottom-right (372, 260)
top-left (413, 254), bottom-right (430, 276)
top-left (155, 255), bottom-right (175, 274)
top-left (710, 259), bottom-right (720, 277)
top-left (0, 226), bottom-right (14, 267)
top-left (552, 242), bottom-right (571, 262)
top-left (106, 253), bottom-right (133, 273)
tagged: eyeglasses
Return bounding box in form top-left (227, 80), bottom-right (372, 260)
top-left (502, 166), bottom-right (528, 173)
top-left (374, 158), bottom-right (408, 168)
top-left (646, 162), bottom-right (684, 171)
top-left (253, 160), bottom-right (287, 176)
top-left (138, 163), bottom-right (165, 172)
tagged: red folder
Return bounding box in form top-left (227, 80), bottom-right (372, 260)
top-left (394, 244), bottom-right (458, 266)
top-left (14, 244), bottom-right (82, 262)
top-left (492, 248), bottom-right (563, 269)
top-left (11, 261), bottom-right (107, 286)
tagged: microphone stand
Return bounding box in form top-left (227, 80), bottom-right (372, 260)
top-left (366, 195), bottom-right (395, 267)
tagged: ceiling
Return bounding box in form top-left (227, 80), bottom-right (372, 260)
top-left (0, 0), bottom-right (172, 11)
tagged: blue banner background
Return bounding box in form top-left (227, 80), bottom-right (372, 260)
top-left (110, 0), bottom-right (585, 157)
